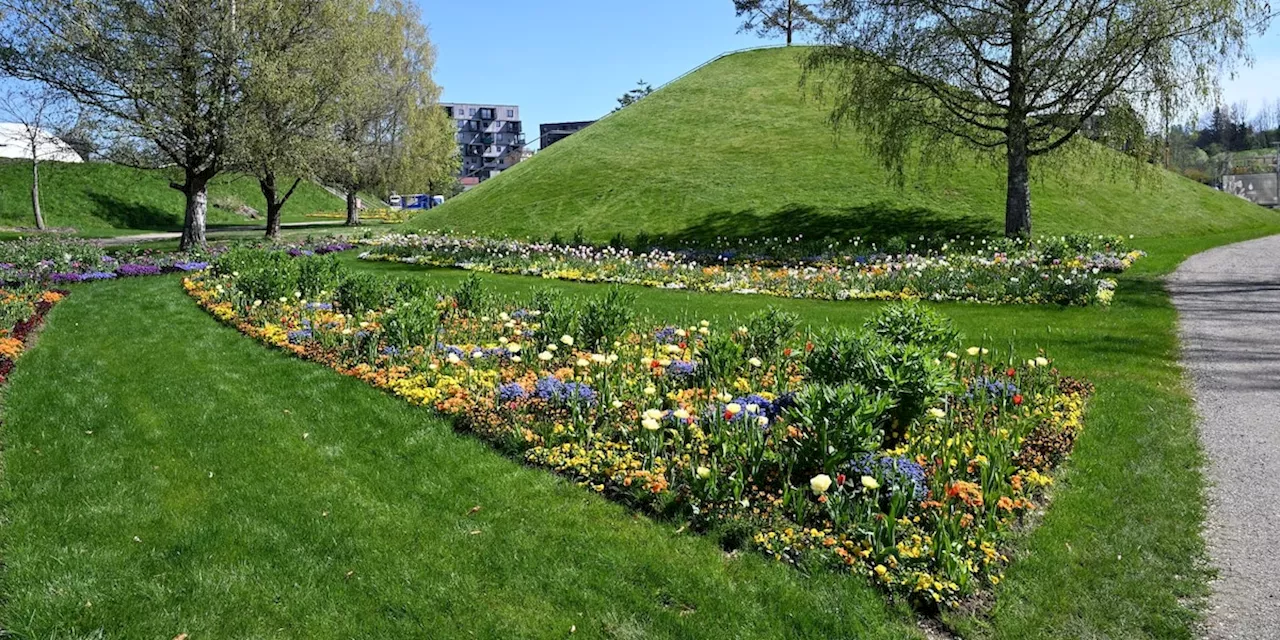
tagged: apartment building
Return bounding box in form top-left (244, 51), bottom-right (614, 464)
top-left (442, 103), bottom-right (525, 182)
top-left (539, 120), bottom-right (595, 149)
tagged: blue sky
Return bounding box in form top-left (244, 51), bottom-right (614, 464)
top-left (419, 1), bottom-right (1280, 148)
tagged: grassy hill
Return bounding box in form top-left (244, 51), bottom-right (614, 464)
top-left (412, 47), bottom-right (1276, 243)
top-left (0, 159), bottom-right (346, 236)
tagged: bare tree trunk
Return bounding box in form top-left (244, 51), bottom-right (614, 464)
top-left (179, 179), bottom-right (208, 250)
top-left (345, 189), bottom-right (360, 226)
top-left (31, 158), bottom-right (45, 230)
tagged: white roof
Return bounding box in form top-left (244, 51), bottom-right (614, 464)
top-left (0, 122), bottom-right (83, 163)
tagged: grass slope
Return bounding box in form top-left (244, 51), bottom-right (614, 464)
top-left (413, 47), bottom-right (1276, 243)
top-left (0, 159), bottom-right (344, 236)
top-left (0, 276), bottom-right (915, 639)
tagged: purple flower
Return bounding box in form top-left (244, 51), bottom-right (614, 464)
top-left (533, 376), bottom-right (597, 408)
top-left (116, 263), bottom-right (162, 277)
top-left (173, 261), bottom-right (209, 271)
top-left (497, 382), bottom-right (527, 403)
top-left (666, 359), bottom-right (697, 378)
top-left (843, 454), bottom-right (928, 499)
top-left (654, 326), bottom-right (681, 344)
top-left (287, 329), bottom-right (313, 344)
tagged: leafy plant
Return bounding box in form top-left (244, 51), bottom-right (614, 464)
top-left (864, 301), bottom-right (958, 352)
top-left (580, 286), bottom-right (635, 351)
top-left (743, 306), bottom-right (799, 360)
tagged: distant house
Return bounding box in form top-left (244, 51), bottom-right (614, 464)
top-left (0, 122), bottom-right (84, 163)
top-left (539, 120), bottom-right (594, 149)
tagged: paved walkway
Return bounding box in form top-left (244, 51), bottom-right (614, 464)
top-left (1170, 234), bottom-right (1280, 640)
top-left (97, 221), bottom-right (344, 246)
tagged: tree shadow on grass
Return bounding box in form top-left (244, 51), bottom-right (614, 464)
top-left (665, 202), bottom-right (999, 246)
top-left (88, 192), bottom-right (183, 232)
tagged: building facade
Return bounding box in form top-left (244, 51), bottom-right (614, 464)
top-left (539, 120), bottom-right (594, 149)
top-left (442, 103), bottom-right (525, 182)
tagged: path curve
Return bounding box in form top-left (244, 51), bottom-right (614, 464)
top-left (1170, 234), bottom-right (1280, 640)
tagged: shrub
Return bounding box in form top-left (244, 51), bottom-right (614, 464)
top-left (296, 256), bottom-right (343, 299)
top-left (452, 273), bottom-right (485, 313)
top-left (806, 329), bottom-right (955, 440)
top-left (580, 286), bottom-right (635, 351)
top-left (743, 307), bottom-right (800, 361)
top-left (864, 301), bottom-right (958, 352)
top-left (336, 271), bottom-right (390, 314)
top-left (784, 383), bottom-right (893, 475)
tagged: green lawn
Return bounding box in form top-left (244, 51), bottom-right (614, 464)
top-left (0, 159), bottom-right (346, 236)
top-left (4, 221), bottom-right (1277, 637)
top-left (0, 276), bottom-right (916, 639)
top-left (412, 47), bottom-right (1277, 243)
top-left (334, 221), bottom-right (1280, 639)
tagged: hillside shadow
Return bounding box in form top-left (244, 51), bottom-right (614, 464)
top-left (88, 192), bottom-right (182, 232)
top-left (665, 202), bottom-right (999, 246)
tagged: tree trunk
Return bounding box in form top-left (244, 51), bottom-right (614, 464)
top-left (1004, 0), bottom-right (1031, 238)
top-left (785, 0), bottom-right (793, 45)
top-left (179, 177), bottom-right (208, 250)
top-left (345, 190), bottom-right (360, 226)
top-left (261, 172), bottom-right (282, 240)
top-left (31, 159), bottom-right (45, 231)
top-left (1005, 136), bottom-right (1031, 238)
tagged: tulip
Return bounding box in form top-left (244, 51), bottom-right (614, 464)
top-left (725, 403), bottom-right (742, 415)
top-left (538, 351), bottom-right (553, 361)
top-left (696, 466), bottom-right (711, 479)
top-left (810, 474), bottom-right (833, 494)
top-left (642, 418), bottom-right (660, 431)
top-left (561, 335), bottom-right (574, 346)
top-left (861, 475), bottom-right (880, 490)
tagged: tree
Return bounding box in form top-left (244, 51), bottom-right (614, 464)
top-left (0, 0), bottom-right (251, 249)
top-left (734, 0), bottom-right (816, 45)
top-left (236, 0), bottom-right (372, 239)
top-left (0, 87), bottom-right (75, 230)
top-left (804, 0), bottom-right (1269, 237)
top-left (324, 0), bottom-right (453, 226)
top-left (613, 80), bottom-right (654, 112)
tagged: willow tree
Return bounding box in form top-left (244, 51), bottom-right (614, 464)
top-left (236, 0), bottom-right (371, 239)
top-left (0, 0), bottom-right (250, 249)
top-left (325, 0), bottom-right (455, 226)
top-left (805, 0), bottom-right (1269, 237)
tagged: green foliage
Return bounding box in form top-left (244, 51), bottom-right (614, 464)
top-left (382, 295), bottom-right (442, 350)
top-left (296, 255), bottom-right (343, 299)
top-left (743, 306), bottom-right (800, 360)
top-left (863, 301), bottom-right (958, 352)
top-left (806, 329), bottom-right (955, 438)
top-left (451, 273), bottom-right (485, 313)
top-left (785, 383), bottom-right (893, 475)
top-left (579, 286), bottom-right (636, 351)
top-left (697, 327), bottom-right (746, 384)
top-left (336, 271), bottom-right (390, 314)
top-left (529, 288), bottom-right (575, 346)
top-left (218, 249), bottom-right (299, 302)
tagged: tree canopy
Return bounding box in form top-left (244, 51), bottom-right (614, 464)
top-left (802, 0), bottom-right (1271, 236)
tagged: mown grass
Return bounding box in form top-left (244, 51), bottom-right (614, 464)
top-left (0, 159), bottom-right (345, 236)
top-left (0, 276), bottom-right (917, 639)
top-left (412, 47), bottom-right (1277, 243)
top-left (3, 221), bottom-right (1276, 638)
top-left (335, 219), bottom-right (1280, 639)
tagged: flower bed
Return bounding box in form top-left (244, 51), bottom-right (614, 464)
top-left (0, 287), bottom-right (67, 384)
top-left (359, 232), bottom-right (1143, 306)
top-left (185, 249), bottom-right (1093, 609)
top-left (0, 236), bottom-right (354, 284)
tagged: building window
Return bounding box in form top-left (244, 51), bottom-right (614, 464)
top-left (506, 109), bottom-right (514, 118)
top-left (468, 108), bottom-right (475, 115)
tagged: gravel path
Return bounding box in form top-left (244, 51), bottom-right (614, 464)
top-left (1170, 234), bottom-right (1280, 640)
